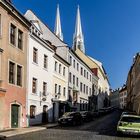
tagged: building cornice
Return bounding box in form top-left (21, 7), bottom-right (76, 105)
top-left (0, 0), bottom-right (31, 29)
top-left (54, 53), bottom-right (70, 67)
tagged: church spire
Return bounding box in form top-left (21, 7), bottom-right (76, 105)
top-left (54, 4), bottom-right (63, 41)
top-left (73, 5), bottom-right (85, 53)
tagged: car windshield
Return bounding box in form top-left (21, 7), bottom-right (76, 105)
top-left (121, 116), bottom-right (140, 123)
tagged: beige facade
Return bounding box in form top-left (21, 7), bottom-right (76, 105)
top-left (75, 49), bottom-right (110, 109)
top-left (119, 85), bottom-right (127, 109)
top-left (0, 0), bottom-right (30, 129)
top-left (126, 53), bottom-right (140, 114)
top-left (52, 53), bottom-right (69, 121)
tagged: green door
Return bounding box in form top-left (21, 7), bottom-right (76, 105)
top-left (11, 104), bottom-right (19, 128)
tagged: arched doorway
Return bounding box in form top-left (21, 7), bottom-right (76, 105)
top-left (42, 105), bottom-right (48, 123)
top-left (11, 104), bottom-right (20, 128)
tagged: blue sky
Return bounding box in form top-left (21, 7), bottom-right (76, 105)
top-left (13, 0), bottom-right (140, 89)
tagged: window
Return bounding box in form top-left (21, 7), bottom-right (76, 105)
top-left (69, 56), bottom-right (72, 65)
top-left (87, 72), bottom-right (89, 79)
top-left (0, 14), bottom-right (1, 36)
top-left (55, 84), bottom-right (57, 94)
top-left (86, 86), bottom-right (88, 94)
top-left (69, 72), bottom-right (72, 83)
top-left (90, 75), bottom-right (92, 82)
top-left (90, 88), bottom-right (92, 96)
top-left (43, 82), bottom-right (47, 96)
top-left (10, 24), bottom-right (16, 45)
top-left (55, 61), bottom-right (57, 71)
top-left (18, 29), bottom-right (23, 50)
top-left (44, 55), bottom-right (48, 69)
top-left (76, 77), bottom-right (79, 87)
top-left (32, 78), bottom-right (37, 93)
top-left (63, 87), bottom-right (66, 96)
top-left (84, 84), bottom-right (85, 93)
top-left (73, 75), bottom-right (75, 85)
top-left (84, 70), bottom-right (86, 77)
top-left (80, 100), bottom-right (82, 111)
top-left (59, 64), bottom-right (61, 74)
top-left (9, 61), bottom-right (15, 84)
top-left (63, 67), bottom-right (65, 76)
top-left (58, 85), bottom-right (61, 94)
top-left (73, 59), bottom-right (75, 68)
top-left (77, 63), bottom-right (79, 71)
top-left (81, 67), bottom-right (83, 75)
top-left (33, 47), bottom-right (38, 63)
top-left (17, 65), bottom-right (22, 86)
top-left (30, 105), bottom-right (36, 118)
top-left (80, 82), bottom-right (82, 92)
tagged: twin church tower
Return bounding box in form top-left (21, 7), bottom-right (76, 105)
top-left (54, 5), bottom-right (85, 54)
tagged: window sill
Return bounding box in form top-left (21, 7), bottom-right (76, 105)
top-left (32, 62), bottom-right (39, 66)
top-left (43, 67), bottom-right (48, 72)
top-left (8, 83), bottom-right (23, 88)
top-left (31, 93), bottom-right (38, 96)
top-left (9, 42), bottom-right (16, 48)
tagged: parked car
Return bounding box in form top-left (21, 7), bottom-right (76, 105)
top-left (121, 111), bottom-right (137, 118)
top-left (80, 111), bottom-right (93, 122)
top-left (58, 112), bottom-right (83, 126)
top-left (117, 114), bottom-right (140, 136)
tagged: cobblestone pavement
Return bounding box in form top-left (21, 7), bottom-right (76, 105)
top-left (5, 110), bottom-right (140, 140)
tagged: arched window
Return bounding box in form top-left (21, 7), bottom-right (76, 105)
top-left (30, 105), bottom-right (36, 119)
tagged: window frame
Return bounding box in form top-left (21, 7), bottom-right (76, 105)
top-left (9, 61), bottom-right (15, 84)
top-left (17, 29), bottom-right (23, 50)
top-left (43, 82), bottom-right (47, 96)
top-left (44, 54), bottom-right (48, 69)
top-left (33, 47), bottom-right (38, 64)
top-left (59, 64), bottom-right (61, 74)
top-left (16, 64), bottom-right (22, 86)
top-left (54, 61), bottom-right (57, 72)
top-left (63, 87), bottom-right (66, 96)
top-left (30, 105), bottom-right (36, 119)
top-left (10, 23), bottom-right (16, 46)
top-left (32, 77), bottom-right (37, 94)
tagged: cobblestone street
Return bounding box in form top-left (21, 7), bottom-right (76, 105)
top-left (5, 110), bottom-right (140, 140)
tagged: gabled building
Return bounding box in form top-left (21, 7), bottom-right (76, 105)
top-left (52, 53), bottom-right (69, 121)
top-left (72, 6), bottom-right (110, 110)
top-left (54, 6), bottom-right (93, 111)
top-left (25, 10), bottom-right (70, 124)
top-left (0, 0), bottom-right (30, 129)
top-left (25, 11), bottom-right (56, 125)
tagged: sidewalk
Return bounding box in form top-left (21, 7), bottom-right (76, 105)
top-left (0, 123), bottom-right (58, 138)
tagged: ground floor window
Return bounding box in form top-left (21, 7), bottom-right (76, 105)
top-left (30, 105), bottom-right (36, 118)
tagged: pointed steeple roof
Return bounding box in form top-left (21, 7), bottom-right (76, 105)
top-left (73, 5), bottom-right (85, 53)
top-left (54, 4), bottom-right (63, 41)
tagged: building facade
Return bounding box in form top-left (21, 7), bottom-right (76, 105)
top-left (52, 54), bottom-right (69, 121)
top-left (110, 89), bottom-right (120, 108)
top-left (119, 85), bottom-right (127, 109)
top-left (0, 0), bottom-right (30, 129)
top-left (126, 53), bottom-right (140, 114)
top-left (75, 49), bottom-right (110, 109)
